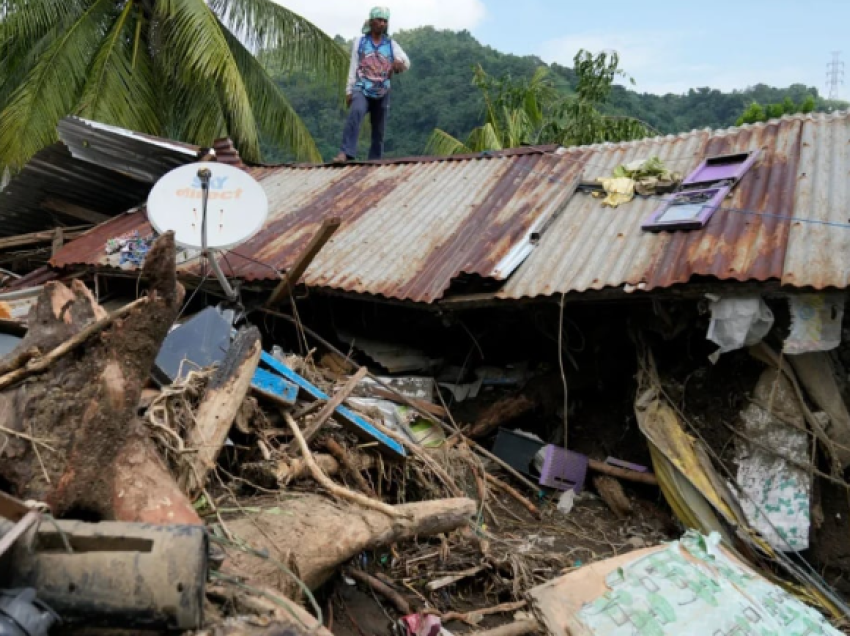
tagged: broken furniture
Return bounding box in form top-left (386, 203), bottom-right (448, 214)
top-left (0, 518), bottom-right (208, 631)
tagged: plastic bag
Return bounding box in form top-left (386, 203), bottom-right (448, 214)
top-left (707, 297), bottom-right (774, 363)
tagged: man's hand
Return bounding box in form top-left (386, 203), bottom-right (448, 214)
top-left (346, 94), bottom-right (353, 108)
top-left (392, 60), bottom-right (405, 74)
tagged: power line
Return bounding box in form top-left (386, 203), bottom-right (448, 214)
top-left (827, 51), bottom-right (844, 101)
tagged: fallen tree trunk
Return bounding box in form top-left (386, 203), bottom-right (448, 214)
top-left (0, 233), bottom-right (198, 524)
top-left (223, 494), bottom-right (476, 591)
top-left (467, 394), bottom-right (535, 439)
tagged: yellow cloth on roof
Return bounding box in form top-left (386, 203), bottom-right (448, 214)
top-left (597, 176), bottom-right (636, 208)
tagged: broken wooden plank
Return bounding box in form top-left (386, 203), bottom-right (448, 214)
top-left (426, 565), bottom-right (487, 591)
top-left (292, 366), bottom-right (369, 450)
top-left (259, 351), bottom-right (405, 458)
top-left (182, 326), bottom-right (262, 496)
top-left (265, 217), bottom-right (340, 307)
top-left (0, 225), bottom-right (90, 251)
top-left (588, 458), bottom-right (658, 485)
top-left (251, 367), bottom-right (299, 406)
top-left (42, 198), bottom-right (111, 224)
top-left (51, 227), bottom-right (64, 256)
top-left (370, 386), bottom-right (447, 418)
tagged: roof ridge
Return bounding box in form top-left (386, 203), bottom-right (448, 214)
top-left (557, 109), bottom-right (850, 154)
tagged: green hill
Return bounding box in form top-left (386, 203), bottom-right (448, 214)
top-left (265, 27), bottom-right (843, 163)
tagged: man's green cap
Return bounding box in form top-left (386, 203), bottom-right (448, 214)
top-left (370, 6), bottom-right (390, 20)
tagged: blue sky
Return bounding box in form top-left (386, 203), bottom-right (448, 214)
top-left (282, 0), bottom-right (849, 97)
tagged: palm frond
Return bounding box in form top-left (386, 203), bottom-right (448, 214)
top-left (76, 2), bottom-right (161, 134)
top-left (221, 23), bottom-right (321, 162)
top-left (0, 1), bottom-right (89, 110)
top-left (155, 0), bottom-right (260, 160)
top-left (165, 78), bottom-right (227, 147)
top-left (208, 0), bottom-right (347, 82)
top-left (0, 0), bottom-right (87, 47)
top-left (425, 129), bottom-right (473, 156)
top-left (466, 123), bottom-right (502, 152)
top-left (0, 0), bottom-right (114, 170)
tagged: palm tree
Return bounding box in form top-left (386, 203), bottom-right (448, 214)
top-left (426, 50), bottom-right (653, 156)
top-left (0, 0), bottom-right (347, 170)
top-left (426, 64), bottom-right (556, 155)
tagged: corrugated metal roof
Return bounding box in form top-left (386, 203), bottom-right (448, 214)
top-left (0, 117), bottom-right (201, 239)
top-left (49, 112), bottom-right (850, 302)
top-left (497, 114), bottom-right (808, 299)
top-left (58, 117), bottom-right (200, 183)
top-left (52, 148), bottom-right (584, 303)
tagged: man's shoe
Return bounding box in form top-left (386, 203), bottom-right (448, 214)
top-left (332, 152), bottom-right (349, 163)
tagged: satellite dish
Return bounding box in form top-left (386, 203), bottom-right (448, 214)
top-left (147, 162), bottom-right (269, 302)
top-left (147, 162), bottom-right (268, 250)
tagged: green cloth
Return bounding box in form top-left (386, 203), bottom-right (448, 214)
top-left (362, 6), bottom-right (391, 34)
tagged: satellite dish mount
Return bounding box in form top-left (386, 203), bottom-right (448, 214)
top-left (196, 166), bottom-right (236, 300)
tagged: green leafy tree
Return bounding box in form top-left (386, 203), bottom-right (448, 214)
top-left (735, 94), bottom-right (820, 126)
top-left (425, 64), bottom-right (557, 154)
top-left (425, 50), bottom-right (651, 155)
top-left (0, 0), bottom-right (347, 170)
top-left (736, 102), bottom-right (767, 125)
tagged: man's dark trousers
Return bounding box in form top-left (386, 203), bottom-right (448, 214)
top-left (341, 90), bottom-right (390, 160)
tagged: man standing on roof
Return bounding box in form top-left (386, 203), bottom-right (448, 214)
top-left (332, 7), bottom-right (410, 163)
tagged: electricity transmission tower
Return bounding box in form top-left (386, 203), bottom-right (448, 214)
top-left (827, 51), bottom-right (844, 100)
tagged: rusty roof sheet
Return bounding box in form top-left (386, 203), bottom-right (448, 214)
top-left (497, 111), bottom-right (845, 299)
top-left (49, 111), bottom-right (850, 303)
top-left (52, 147), bottom-right (584, 303)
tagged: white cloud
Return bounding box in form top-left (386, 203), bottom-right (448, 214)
top-left (276, 0), bottom-right (487, 38)
top-left (538, 31), bottom-right (812, 96)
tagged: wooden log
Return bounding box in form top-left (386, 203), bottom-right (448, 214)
top-left (593, 476), bottom-right (632, 519)
top-left (182, 326), bottom-right (262, 496)
top-left (587, 459), bottom-right (658, 485)
top-left (0, 233), bottom-right (194, 522)
top-left (467, 394), bottom-right (536, 439)
top-left (224, 494), bottom-right (476, 590)
top-left (289, 366), bottom-right (369, 452)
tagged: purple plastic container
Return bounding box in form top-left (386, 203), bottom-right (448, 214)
top-left (538, 445), bottom-right (589, 493)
